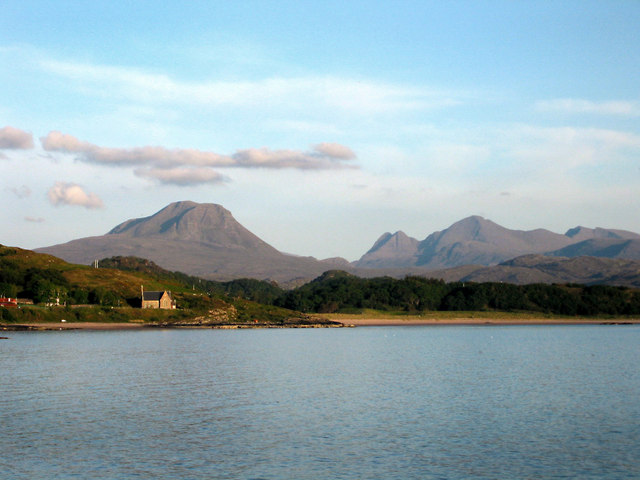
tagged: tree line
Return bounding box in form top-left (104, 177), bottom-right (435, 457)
top-left (270, 271), bottom-right (640, 316)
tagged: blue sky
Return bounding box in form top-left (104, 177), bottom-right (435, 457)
top-left (2, 1), bottom-right (639, 260)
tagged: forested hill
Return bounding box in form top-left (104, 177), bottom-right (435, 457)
top-left (0, 246), bottom-right (326, 326)
top-left (273, 271), bottom-right (640, 316)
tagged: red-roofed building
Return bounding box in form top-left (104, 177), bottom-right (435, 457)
top-left (0, 298), bottom-right (18, 308)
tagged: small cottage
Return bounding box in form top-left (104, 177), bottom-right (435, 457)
top-left (141, 287), bottom-right (176, 309)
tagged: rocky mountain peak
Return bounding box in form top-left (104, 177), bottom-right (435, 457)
top-left (107, 201), bottom-right (268, 249)
top-left (437, 216), bottom-right (499, 242)
top-left (355, 230), bottom-right (420, 269)
top-left (110, 201), bottom-right (224, 235)
top-left (423, 216), bottom-right (525, 253)
top-left (366, 231), bottom-right (417, 254)
top-left (107, 201), bottom-right (273, 250)
top-left (565, 226), bottom-right (588, 238)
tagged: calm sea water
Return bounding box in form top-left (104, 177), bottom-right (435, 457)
top-left (2, 326), bottom-right (640, 479)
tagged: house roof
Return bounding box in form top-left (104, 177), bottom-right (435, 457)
top-left (142, 291), bottom-right (171, 301)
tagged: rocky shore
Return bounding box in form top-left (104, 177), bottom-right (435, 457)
top-left (0, 319), bottom-right (345, 331)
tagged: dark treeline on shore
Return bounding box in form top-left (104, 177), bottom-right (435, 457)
top-left (270, 271), bottom-right (640, 316)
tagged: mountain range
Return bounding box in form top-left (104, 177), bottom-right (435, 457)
top-left (355, 215), bottom-right (640, 269)
top-left (35, 201), bottom-right (640, 286)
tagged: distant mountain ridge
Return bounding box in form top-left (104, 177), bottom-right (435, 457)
top-left (426, 255), bottom-right (640, 288)
top-left (564, 226), bottom-right (640, 242)
top-left (356, 215), bottom-right (640, 269)
top-left (36, 201), bottom-right (342, 284)
top-left (34, 201), bottom-right (640, 285)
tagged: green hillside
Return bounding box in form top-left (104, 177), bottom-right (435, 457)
top-left (0, 245), bottom-right (333, 327)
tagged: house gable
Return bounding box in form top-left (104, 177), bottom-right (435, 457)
top-left (141, 289), bottom-right (176, 309)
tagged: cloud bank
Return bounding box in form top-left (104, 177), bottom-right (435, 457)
top-left (47, 182), bottom-right (104, 209)
top-left (41, 131), bottom-right (357, 186)
top-left (134, 167), bottom-right (228, 186)
top-left (40, 59), bottom-right (460, 114)
top-left (0, 126), bottom-right (34, 149)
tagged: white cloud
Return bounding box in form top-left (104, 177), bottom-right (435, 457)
top-left (40, 131), bottom-right (358, 185)
top-left (134, 167), bottom-right (228, 186)
top-left (25, 216), bottom-right (45, 223)
top-left (41, 131), bottom-right (357, 169)
top-left (313, 143), bottom-right (356, 160)
top-left (231, 145), bottom-right (358, 170)
top-left (0, 126), bottom-right (34, 149)
top-left (40, 59), bottom-right (461, 114)
top-left (536, 99), bottom-right (640, 116)
top-left (41, 131), bottom-right (231, 167)
top-left (47, 182), bottom-right (104, 209)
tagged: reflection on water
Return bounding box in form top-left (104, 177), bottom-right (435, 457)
top-left (2, 326), bottom-right (640, 479)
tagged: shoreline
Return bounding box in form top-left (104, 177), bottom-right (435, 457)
top-left (331, 317), bottom-right (640, 326)
top-left (1, 322), bottom-right (151, 331)
top-left (0, 321), bottom-right (344, 331)
top-left (3, 317), bottom-right (640, 331)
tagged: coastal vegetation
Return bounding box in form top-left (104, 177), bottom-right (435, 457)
top-left (2, 246), bottom-right (640, 327)
top-left (0, 246), bottom-right (328, 327)
top-left (274, 270), bottom-right (640, 316)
